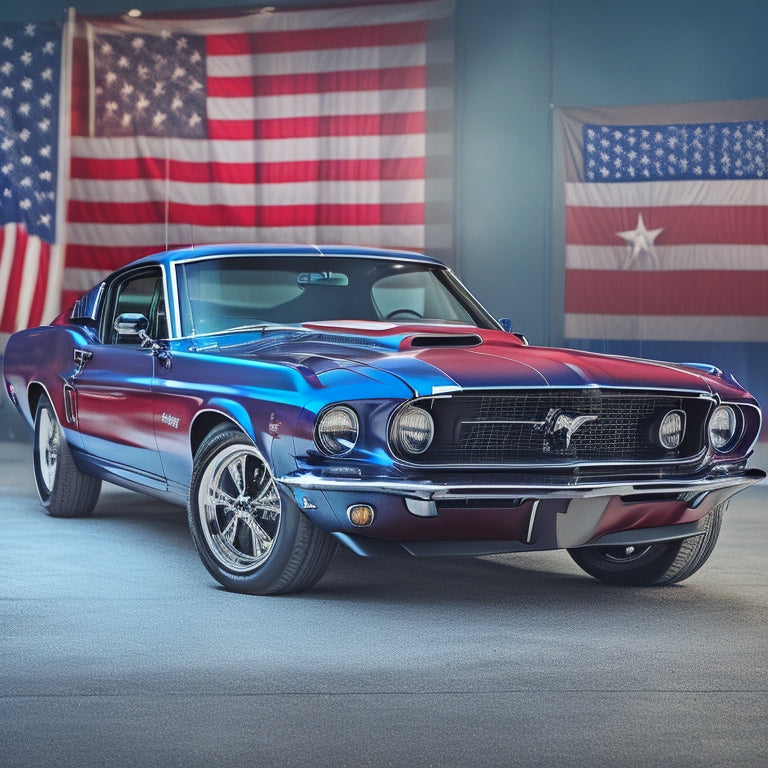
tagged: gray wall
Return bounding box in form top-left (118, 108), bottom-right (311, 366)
top-left (455, 0), bottom-right (768, 345)
top-left (4, 0), bottom-right (768, 346)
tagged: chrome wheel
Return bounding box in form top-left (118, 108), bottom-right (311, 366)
top-left (36, 404), bottom-right (59, 497)
top-left (196, 442), bottom-right (282, 573)
top-left (188, 428), bottom-right (338, 594)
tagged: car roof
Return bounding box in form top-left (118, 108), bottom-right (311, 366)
top-left (123, 243), bottom-right (446, 271)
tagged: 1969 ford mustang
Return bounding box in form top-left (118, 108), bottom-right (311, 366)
top-left (3, 244), bottom-right (764, 594)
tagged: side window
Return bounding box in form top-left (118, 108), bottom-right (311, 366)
top-left (104, 269), bottom-right (168, 344)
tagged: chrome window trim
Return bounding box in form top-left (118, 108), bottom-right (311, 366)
top-left (165, 251), bottom-right (493, 340)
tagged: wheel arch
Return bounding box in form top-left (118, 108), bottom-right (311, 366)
top-left (189, 408), bottom-right (247, 460)
top-left (27, 381), bottom-right (56, 426)
top-left (188, 397), bottom-right (301, 477)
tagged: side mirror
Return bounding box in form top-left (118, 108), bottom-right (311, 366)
top-left (497, 318), bottom-right (529, 345)
top-left (113, 313), bottom-right (149, 338)
top-left (113, 312), bottom-right (172, 369)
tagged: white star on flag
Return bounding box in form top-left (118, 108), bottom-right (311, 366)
top-left (615, 213), bottom-right (663, 268)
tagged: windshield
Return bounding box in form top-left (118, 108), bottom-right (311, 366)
top-left (175, 255), bottom-right (498, 337)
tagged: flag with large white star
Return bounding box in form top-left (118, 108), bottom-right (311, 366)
top-left (559, 101), bottom-right (768, 344)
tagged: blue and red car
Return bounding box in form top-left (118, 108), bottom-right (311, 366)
top-left (3, 244), bottom-right (764, 593)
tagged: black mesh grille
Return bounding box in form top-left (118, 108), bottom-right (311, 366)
top-left (403, 389), bottom-right (710, 465)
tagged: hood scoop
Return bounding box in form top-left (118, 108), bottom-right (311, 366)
top-left (407, 333), bottom-right (483, 349)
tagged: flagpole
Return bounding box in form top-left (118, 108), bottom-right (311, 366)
top-left (165, 137), bottom-right (170, 251)
top-left (43, 6), bottom-right (76, 323)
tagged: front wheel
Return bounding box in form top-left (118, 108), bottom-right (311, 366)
top-left (187, 429), bottom-right (338, 594)
top-left (567, 504), bottom-right (724, 586)
top-left (33, 393), bottom-right (101, 517)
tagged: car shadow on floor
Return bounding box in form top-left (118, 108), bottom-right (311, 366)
top-left (9, 458), bottom-right (760, 617)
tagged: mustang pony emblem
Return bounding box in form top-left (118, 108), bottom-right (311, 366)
top-left (535, 408), bottom-right (598, 452)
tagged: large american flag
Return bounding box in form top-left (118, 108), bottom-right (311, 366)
top-left (559, 101), bottom-right (768, 343)
top-left (63, 1), bottom-right (454, 310)
top-left (0, 21), bottom-right (63, 341)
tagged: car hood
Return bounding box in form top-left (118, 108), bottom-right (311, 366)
top-left (219, 321), bottom-right (744, 399)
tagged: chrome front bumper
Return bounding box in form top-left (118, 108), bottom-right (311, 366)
top-left (280, 467), bottom-right (764, 505)
top-left (280, 467), bottom-right (764, 556)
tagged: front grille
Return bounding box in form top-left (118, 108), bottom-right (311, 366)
top-left (402, 389), bottom-right (711, 466)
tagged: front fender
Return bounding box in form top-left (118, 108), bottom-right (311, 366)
top-left (189, 396), bottom-right (304, 481)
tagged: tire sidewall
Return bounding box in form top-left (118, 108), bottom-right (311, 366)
top-left (570, 540), bottom-right (682, 586)
top-left (32, 393), bottom-right (101, 517)
top-left (569, 504), bottom-right (724, 587)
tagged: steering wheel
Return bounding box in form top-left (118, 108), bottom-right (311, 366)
top-left (385, 308), bottom-right (424, 321)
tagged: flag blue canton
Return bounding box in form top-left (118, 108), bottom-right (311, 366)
top-left (94, 31), bottom-right (207, 138)
top-left (583, 121), bottom-right (768, 182)
top-left (0, 22), bottom-right (61, 241)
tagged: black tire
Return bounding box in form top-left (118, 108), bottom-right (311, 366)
top-left (33, 393), bottom-right (101, 518)
top-left (567, 503), bottom-right (724, 586)
top-left (187, 429), bottom-right (338, 595)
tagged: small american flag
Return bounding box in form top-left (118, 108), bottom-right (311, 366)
top-left (0, 21), bottom-right (62, 339)
top-left (63, 1), bottom-right (454, 309)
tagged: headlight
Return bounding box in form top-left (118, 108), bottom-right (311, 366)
top-left (657, 409), bottom-right (686, 450)
top-left (390, 404), bottom-right (434, 456)
top-left (315, 406), bottom-right (359, 456)
top-left (708, 405), bottom-right (740, 452)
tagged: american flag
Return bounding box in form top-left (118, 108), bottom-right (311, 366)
top-left (63, 1), bottom-right (454, 310)
top-left (0, 21), bottom-right (62, 341)
top-left (559, 102), bottom-right (768, 343)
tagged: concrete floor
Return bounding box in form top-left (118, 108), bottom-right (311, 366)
top-left (1, 438), bottom-right (766, 768)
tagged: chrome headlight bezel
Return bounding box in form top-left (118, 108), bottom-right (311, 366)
top-left (708, 404), bottom-right (743, 453)
top-left (389, 403), bottom-right (435, 457)
top-left (314, 405), bottom-right (360, 457)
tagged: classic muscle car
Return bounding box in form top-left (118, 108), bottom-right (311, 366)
top-left (3, 244), bottom-right (764, 594)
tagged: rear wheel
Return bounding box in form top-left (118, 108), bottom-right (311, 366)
top-left (33, 394), bottom-right (101, 517)
top-left (567, 504), bottom-right (724, 586)
top-left (188, 429), bottom-right (338, 594)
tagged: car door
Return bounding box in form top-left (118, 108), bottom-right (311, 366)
top-left (72, 267), bottom-right (168, 491)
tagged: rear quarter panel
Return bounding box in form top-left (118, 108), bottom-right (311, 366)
top-left (3, 326), bottom-right (92, 439)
